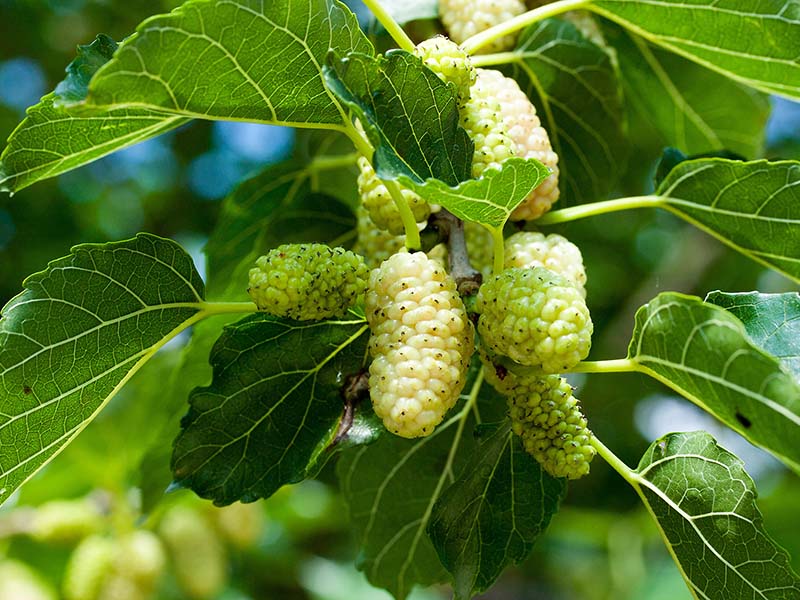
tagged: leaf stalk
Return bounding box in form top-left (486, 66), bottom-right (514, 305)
top-left (361, 0), bottom-right (416, 52)
top-left (461, 0), bottom-right (591, 54)
top-left (535, 195), bottom-right (664, 225)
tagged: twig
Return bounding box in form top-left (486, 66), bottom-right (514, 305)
top-left (333, 370), bottom-right (370, 446)
top-left (429, 210), bottom-right (483, 296)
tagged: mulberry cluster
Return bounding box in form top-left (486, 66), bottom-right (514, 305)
top-left (366, 251), bottom-right (474, 438)
top-left (460, 69), bottom-right (517, 178)
top-left (357, 156), bottom-right (430, 234)
top-left (507, 374), bottom-right (596, 479)
top-left (248, 243), bottom-right (368, 320)
top-left (504, 231), bottom-right (586, 295)
top-left (414, 36), bottom-right (475, 103)
top-left (476, 267), bottom-right (592, 372)
top-left (439, 0), bottom-right (526, 53)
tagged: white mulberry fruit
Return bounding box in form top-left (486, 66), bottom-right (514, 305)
top-left (30, 497), bottom-right (101, 544)
top-left (477, 69), bottom-right (559, 220)
top-left (0, 561), bottom-right (56, 600)
top-left (504, 231), bottom-right (586, 295)
top-left (460, 70), bottom-right (517, 178)
top-left (476, 267), bottom-right (592, 372)
top-left (63, 535), bottom-right (116, 600)
top-left (414, 36), bottom-right (475, 104)
top-left (439, 0), bottom-right (526, 53)
top-left (366, 251), bottom-right (474, 438)
top-left (159, 505), bottom-right (227, 600)
top-left (353, 205), bottom-right (406, 268)
top-left (248, 243), bottom-right (368, 320)
top-left (507, 374), bottom-right (596, 479)
top-left (357, 156), bottom-right (430, 234)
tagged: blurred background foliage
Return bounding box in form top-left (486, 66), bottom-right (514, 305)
top-left (0, 1), bottom-right (799, 599)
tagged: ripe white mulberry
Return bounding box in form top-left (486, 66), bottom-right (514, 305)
top-left (504, 231), bottom-right (586, 295)
top-left (366, 251), bottom-right (474, 438)
top-left (414, 36), bottom-right (475, 103)
top-left (507, 374), bottom-right (596, 479)
top-left (357, 156), bottom-right (430, 234)
top-left (248, 243), bottom-right (368, 320)
top-left (477, 69), bottom-right (560, 220)
top-left (460, 69), bottom-right (517, 178)
top-left (439, 0), bottom-right (526, 53)
top-left (476, 267), bottom-right (592, 372)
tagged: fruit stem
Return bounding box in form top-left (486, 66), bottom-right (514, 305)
top-left (535, 195), bottom-right (664, 225)
top-left (199, 301), bottom-right (259, 315)
top-left (491, 226), bottom-right (505, 275)
top-left (590, 435), bottom-right (639, 486)
top-left (461, 0), bottom-right (591, 54)
top-left (471, 52), bottom-right (523, 67)
top-left (361, 0), bottom-right (416, 52)
top-left (433, 210), bottom-right (483, 295)
top-left (383, 178), bottom-right (423, 250)
top-left (566, 359), bottom-right (638, 374)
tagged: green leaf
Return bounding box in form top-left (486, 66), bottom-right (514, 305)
top-left (428, 421), bottom-right (566, 600)
top-left (631, 431), bottom-right (800, 600)
top-left (0, 34), bottom-right (188, 194)
top-left (502, 18), bottom-right (625, 204)
top-left (53, 34), bottom-right (118, 105)
top-left (205, 142), bottom-right (359, 301)
top-left (400, 157), bottom-right (551, 229)
top-left (706, 291), bottom-right (800, 381)
top-left (0, 233), bottom-right (206, 505)
top-left (628, 293), bottom-right (800, 473)
top-left (590, 0), bottom-right (800, 100)
top-left (325, 50), bottom-right (472, 185)
top-left (608, 26), bottom-right (769, 158)
top-left (656, 158), bottom-right (800, 283)
top-left (79, 0), bottom-right (373, 126)
top-left (171, 313), bottom-right (370, 505)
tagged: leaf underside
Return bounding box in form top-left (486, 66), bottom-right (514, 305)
top-left (0, 233), bottom-right (205, 504)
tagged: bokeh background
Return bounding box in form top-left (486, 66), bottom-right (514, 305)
top-left (0, 1), bottom-right (799, 599)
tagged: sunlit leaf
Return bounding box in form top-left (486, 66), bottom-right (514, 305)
top-left (628, 293), bottom-right (800, 474)
top-left (706, 291), bottom-right (800, 380)
top-left (632, 431), bottom-right (800, 599)
top-left (591, 0), bottom-right (800, 100)
top-left (0, 234), bottom-right (206, 504)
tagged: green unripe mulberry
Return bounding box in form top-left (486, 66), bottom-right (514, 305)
top-left (414, 36), bottom-right (475, 103)
top-left (248, 244), bottom-right (369, 320)
top-left (476, 267), bottom-right (592, 372)
top-left (357, 156), bottom-right (430, 234)
top-left (507, 374), bottom-right (596, 479)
